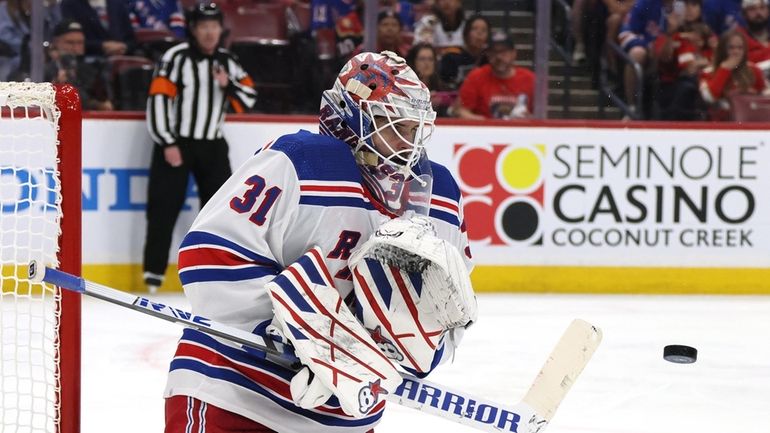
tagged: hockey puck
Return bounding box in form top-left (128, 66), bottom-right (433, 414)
top-left (663, 345), bottom-right (697, 364)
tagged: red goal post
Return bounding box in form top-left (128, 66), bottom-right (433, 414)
top-left (0, 82), bottom-right (81, 433)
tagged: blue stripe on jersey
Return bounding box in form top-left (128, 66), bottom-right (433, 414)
top-left (179, 266), bottom-right (278, 285)
top-left (181, 231), bottom-right (280, 269)
top-left (298, 196), bottom-right (375, 210)
top-left (172, 329), bottom-right (384, 427)
top-left (364, 259), bottom-right (393, 308)
top-left (180, 329), bottom-right (294, 379)
top-left (169, 359), bottom-right (383, 427)
top-left (271, 274), bottom-right (317, 313)
top-left (429, 208), bottom-right (460, 227)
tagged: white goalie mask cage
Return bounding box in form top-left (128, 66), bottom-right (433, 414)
top-left (319, 51), bottom-right (437, 215)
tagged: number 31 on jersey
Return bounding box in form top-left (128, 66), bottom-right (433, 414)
top-left (229, 174), bottom-right (282, 226)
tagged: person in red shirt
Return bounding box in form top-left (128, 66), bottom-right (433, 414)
top-left (699, 29), bottom-right (768, 120)
top-left (453, 30), bottom-right (535, 120)
top-left (652, 0), bottom-right (714, 119)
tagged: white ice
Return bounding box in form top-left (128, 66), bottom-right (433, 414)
top-left (81, 293), bottom-right (770, 433)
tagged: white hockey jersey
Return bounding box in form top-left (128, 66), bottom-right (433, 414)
top-left (164, 130), bottom-right (471, 433)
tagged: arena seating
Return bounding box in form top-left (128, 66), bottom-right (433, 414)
top-left (730, 94), bottom-right (770, 122)
top-left (108, 55), bottom-right (155, 111)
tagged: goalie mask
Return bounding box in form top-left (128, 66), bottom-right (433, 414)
top-left (319, 51), bottom-right (436, 215)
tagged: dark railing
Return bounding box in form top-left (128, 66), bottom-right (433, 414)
top-left (550, 0), bottom-right (574, 116)
top-left (599, 41), bottom-right (643, 120)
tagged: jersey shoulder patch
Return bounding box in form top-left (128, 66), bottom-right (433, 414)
top-left (269, 130), bottom-right (361, 182)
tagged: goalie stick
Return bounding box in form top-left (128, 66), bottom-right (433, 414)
top-left (28, 261), bottom-right (602, 433)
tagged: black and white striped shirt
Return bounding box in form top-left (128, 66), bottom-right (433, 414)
top-left (147, 42), bottom-right (257, 146)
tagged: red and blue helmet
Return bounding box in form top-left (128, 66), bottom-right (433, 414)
top-left (319, 51), bottom-right (436, 179)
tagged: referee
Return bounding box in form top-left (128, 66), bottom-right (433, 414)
top-left (143, 2), bottom-right (257, 293)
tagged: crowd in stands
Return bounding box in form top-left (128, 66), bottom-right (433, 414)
top-left (5, 0), bottom-right (770, 121)
top-left (0, 0), bottom-right (538, 120)
top-left (574, 0), bottom-right (770, 120)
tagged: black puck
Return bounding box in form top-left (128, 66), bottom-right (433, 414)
top-left (663, 345), bottom-right (697, 364)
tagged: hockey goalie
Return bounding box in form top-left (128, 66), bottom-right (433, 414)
top-left (163, 51), bottom-right (477, 433)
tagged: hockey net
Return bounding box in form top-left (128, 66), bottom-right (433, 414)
top-left (0, 82), bottom-right (81, 433)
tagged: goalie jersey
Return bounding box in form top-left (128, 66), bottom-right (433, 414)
top-left (164, 130), bottom-right (471, 433)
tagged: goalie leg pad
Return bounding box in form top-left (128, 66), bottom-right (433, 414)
top-left (265, 247), bottom-right (402, 418)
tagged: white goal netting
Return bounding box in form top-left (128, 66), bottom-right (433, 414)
top-left (0, 82), bottom-right (64, 433)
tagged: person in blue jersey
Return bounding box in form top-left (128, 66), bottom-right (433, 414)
top-left (129, 0), bottom-right (186, 39)
top-left (618, 0), bottom-right (678, 117)
top-left (703, 0), bottom-right (742, 33)
top-left (163, 50), bottom-right (476, 433)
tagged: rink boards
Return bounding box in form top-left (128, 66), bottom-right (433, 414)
top-left (6, 114), bottom-right (770, 294)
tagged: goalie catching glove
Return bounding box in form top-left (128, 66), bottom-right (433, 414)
top-left (265, 247), bottom-right (402, 418)
top-left (347, 215), bottom-right (478, 373)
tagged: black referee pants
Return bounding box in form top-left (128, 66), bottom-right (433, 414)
top-left (143, 137), bottom-right (232, 285)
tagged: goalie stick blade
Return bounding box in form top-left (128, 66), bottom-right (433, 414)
top-left (522, 319), bottom-right (602, 422)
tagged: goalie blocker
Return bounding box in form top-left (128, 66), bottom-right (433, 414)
top-left (266, 247), bottom-right (403, 418)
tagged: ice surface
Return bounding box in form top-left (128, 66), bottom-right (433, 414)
top-left (81, 293), bottom-right (770, 433)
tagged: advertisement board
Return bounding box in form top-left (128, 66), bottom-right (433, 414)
top-left (5, 114), bottom-right (769, 293)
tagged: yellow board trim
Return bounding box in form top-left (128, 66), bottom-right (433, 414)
top-left (471, 266), bottom-right (770, 294)
top-left (4, 264), bottom-right (766, 295)
top-left (83, 264), bottom-right (183, 293)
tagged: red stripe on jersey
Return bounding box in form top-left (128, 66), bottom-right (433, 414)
top-left (431, 197), bottom-right (459, 213)
top-left (178, 246), bottom-right (266, 270)
top-left (300, 185), bottom-right (364, 194)
top-left (175, 342), bottom-right (293, 399)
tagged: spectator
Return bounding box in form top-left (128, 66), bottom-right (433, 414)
top-left (61, 0), bottom-right (136, 57)
top-left (699, 29), bottom-right (768, 120)
top-left (406, 42), bottom-right (453, 115)
top-left (413, 0), bottom-right (465, 53)
top-left (380, 0), bottom-right (415, 31)
top-left (129, 0), bottom-right (186, 39)
top-left (0, 0), bottom-right (61, 81)
top-left (737, 0), bottom-right (770, 71)
top-left (653, 0), bottom-right (714, 119)
top-left (310, 0), bottom-right (357, 32)
top-left (454, 30), bottom-right (535, 120)
top-left (45, 20), bottom-right (113, 110)
top-left (570, 0), bottom-right (590, 63)
top-left (142, 3), bottom-right (257, 293)
top-left (375, 10), bottom-right (411, 57)
top-left (439, 14), bottom-right (489, 89)
top-left (406, 43), bottom-right (445, 89)
top-left (349, 10), bottom-right (409, 57)
top-left (703, 0), bottom-right (742, 33)
top-left (310, 0), bottom-right (359, 61)
top-left (602, 0), bottom-right (637, 74)
top-left (334, 0), bottom-right (364, 62)
top-left (618, 0), bottom-right (676, 117)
